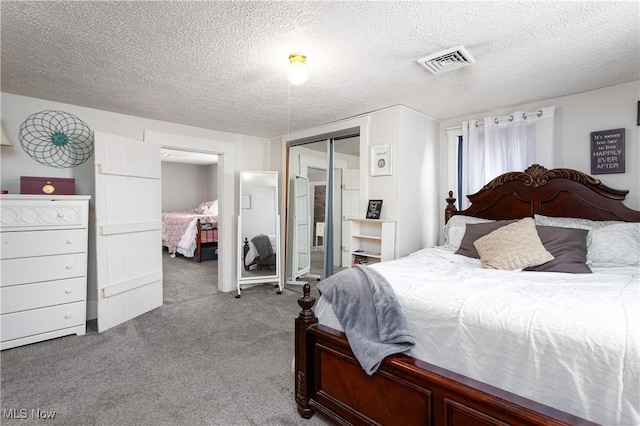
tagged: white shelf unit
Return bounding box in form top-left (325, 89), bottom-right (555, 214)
top-left (348, 218), bottom-right (396, 266)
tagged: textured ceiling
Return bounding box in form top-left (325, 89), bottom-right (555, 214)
top-left (2, 1), bottom-right (638, 139)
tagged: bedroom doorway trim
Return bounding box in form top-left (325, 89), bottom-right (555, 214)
top-left (144, 131), bottom-right (237, 293)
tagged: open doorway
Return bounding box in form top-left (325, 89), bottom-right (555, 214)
top-left (144, 130), bottom-right (236, 293)
top-left (160, 148), bottom-right (220, 286)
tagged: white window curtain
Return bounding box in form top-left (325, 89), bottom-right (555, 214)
top-left (460, 106), bottom-right (555, 209)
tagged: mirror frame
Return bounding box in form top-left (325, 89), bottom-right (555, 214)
top-left (236, 171), bottom-right (281, 297)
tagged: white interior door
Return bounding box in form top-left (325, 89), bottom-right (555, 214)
top-left (94, 131), bottom-right (163, 332)
top-left (294, 174), bottom-right (311, 279)
top-left (341, 168), bottom-right (360, 267)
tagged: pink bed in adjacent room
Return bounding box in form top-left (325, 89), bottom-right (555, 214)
top-left (162, 200), bottom-right (218, 259)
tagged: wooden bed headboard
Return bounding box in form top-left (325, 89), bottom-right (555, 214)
top-left (445, 164), bottom-right (640, 223)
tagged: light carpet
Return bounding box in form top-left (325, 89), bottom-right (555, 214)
top-left (0, 250), bottom-right (330, 426)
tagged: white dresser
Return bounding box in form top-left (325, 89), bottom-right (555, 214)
top-left (1, 194), bottom-right (90, 350)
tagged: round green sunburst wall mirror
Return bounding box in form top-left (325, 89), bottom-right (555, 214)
top-left (19, 110), bottom-right (94, 168)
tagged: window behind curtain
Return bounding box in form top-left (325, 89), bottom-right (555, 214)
top-left (458, 107), bottom-right (555, 210)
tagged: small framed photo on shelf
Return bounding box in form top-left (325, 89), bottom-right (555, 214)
top-left (366, 199), bottom-right (383, 219)
top-left (370, 144), bottom-right (392, 176)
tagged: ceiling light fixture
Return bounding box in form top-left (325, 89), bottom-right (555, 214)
top-left (287, 53), bottom-right (308, 86)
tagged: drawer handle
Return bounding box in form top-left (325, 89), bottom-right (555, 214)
top-left (64, 314), bottom-right (72, 319)
top-left (66, 265), bottom-right (74, 270)
top-left (65, 289), bottom-right (73, 294)
top-left (66, 240), bottom-right (74, 244)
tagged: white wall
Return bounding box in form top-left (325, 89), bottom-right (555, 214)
top-left (207, 163), bottom-right (218, 201)
top-left (398, 107), bottom-right (440, 253)
top-left (1, 92), bottom-right (272, 319)
top-left (161, 162), bottom-right (212, 212)
top-left (241, 185), bottom-right (276, 240)
top-left (363, 106), bottom-right (440, 257)
top-left (437, 80), bottom-right (640, 243)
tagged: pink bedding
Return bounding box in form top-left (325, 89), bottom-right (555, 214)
top-left (162, 209), bottom-right (218, 256)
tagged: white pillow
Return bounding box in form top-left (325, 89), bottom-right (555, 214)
top-left (534, 214), bottom-right (637, 267)
top-left (587, 223), bottom-right (640, 267)
top-left (205, 200), bottom-right (218, 216)
top-left (443, 215), bottom-right (494, 250)
top-left (197, 200), bottom-right (217, 214)
top-left (534, 214), bottom-right (622, 231)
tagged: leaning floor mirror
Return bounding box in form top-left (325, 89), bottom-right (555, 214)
top-left (236, 171), bottom-right (282, 298)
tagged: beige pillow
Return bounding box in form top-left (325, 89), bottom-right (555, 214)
top-left (474, 218), bottom-right (554, 270)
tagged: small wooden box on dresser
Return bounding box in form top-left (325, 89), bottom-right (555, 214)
top-left (1, 194), bottom-right (91, 350)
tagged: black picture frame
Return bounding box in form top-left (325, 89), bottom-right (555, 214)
top-left (637, 100), bottom-right (640, 126)
top-left (366, 199), bottom-right (383, 219)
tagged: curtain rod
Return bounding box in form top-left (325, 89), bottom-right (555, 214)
top-left (447, 109), bottom-right (545, 132)
top-left (492, 109), bottom-right (543, 124)
top-left (472, 109), bottom-right (544, 127)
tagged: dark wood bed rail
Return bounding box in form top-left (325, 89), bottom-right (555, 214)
top-left (294, 283), bottom-right (317, 419)
top-left (195, 219), bottom-right (218, 263)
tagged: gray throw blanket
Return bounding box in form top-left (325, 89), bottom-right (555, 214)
top-left (318, 265), bottom-right (415, 375)
top-left (251, 234), bottom-right (273, 258)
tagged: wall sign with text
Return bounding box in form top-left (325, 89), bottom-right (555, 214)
top-left (590, 128), bottom-right (625, 174)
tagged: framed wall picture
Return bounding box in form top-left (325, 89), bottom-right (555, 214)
top-left (366, 199), bottom-right (383, 219)
top-left (370, 144), bottom-right (392, 176)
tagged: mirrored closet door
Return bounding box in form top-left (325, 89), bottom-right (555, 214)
top-left (285, 135), bottom-right (360, 293)
top-left (236, 171), bottom-right (282, 298)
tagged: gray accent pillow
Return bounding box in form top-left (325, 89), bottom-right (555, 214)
top-left (525, 226), bottom-right (591, 273)
top-left (456, 220), bottom-right (517, 258)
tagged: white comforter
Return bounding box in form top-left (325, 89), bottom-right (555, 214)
top-left (316, 247), bottom-right (640, 425)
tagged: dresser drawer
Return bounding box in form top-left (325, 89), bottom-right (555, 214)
top-left (1, 301), bottom-right (85, 342)
top-left (1, 229), bottom-right (87, 259)
top-left (1, 277), bottom-right (85, 314)
top-left (1, 253), bottom-right (87, 287)
top-left (0, 198), bottom-right (89, 231)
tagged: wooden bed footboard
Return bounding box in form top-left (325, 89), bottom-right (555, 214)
top-left (196, 219), bottom-right (218, 263)
top-left (295, 285), bottom-right (595, 426)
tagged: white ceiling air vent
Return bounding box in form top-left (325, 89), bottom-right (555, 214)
top-left (417, 45), bottom-right (475, 75)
